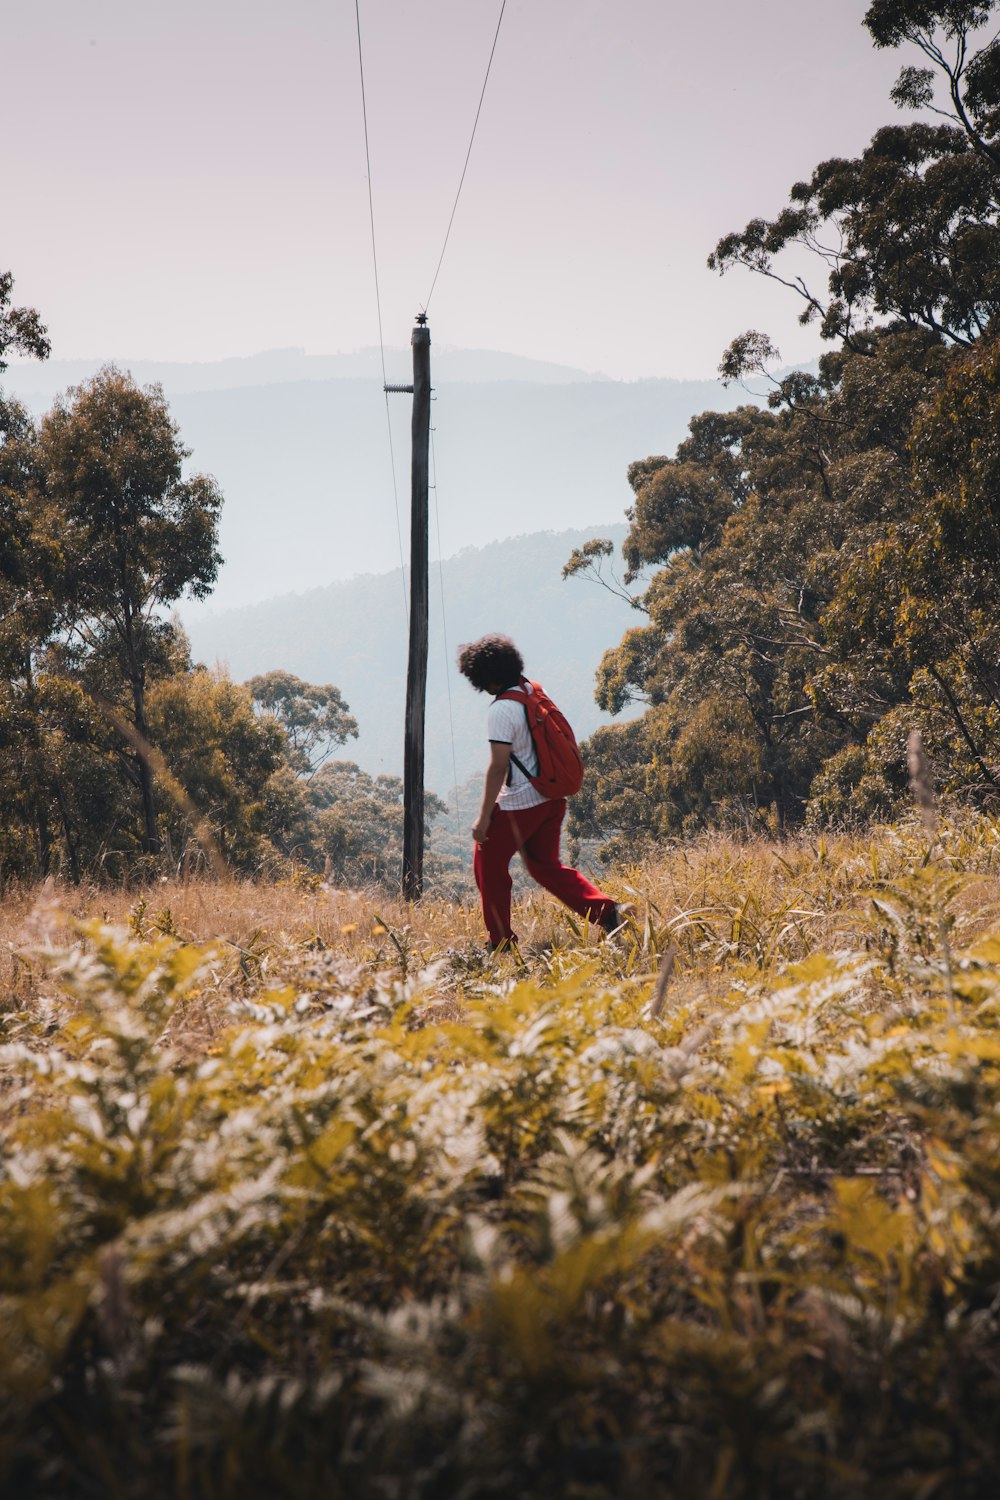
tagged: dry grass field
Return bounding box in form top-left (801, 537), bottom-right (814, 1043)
top-left (5, 817), bottom-right (998, 1027)
top-left (2, 815), bottom-right (1000, 1497)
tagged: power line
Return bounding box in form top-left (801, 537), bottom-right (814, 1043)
top-left (354, 0), bottom-right (386, 383)
top-left (381, 393), bottom-right (407, 617)
top-left (424, 0), bottom-right (507, 312)
top-left (354, 0), bottom-right (504, 848)
top-left (422, 1), bottom-right (511, 835)
top-left (354, 0), bottom-right (408, 617)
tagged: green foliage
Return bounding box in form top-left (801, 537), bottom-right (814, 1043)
top-left (712, 0), bottom-right (1000, 348)
top-left (865, 2), bottom-right (994, 56)
top-left (304, 760), bottom-right (448, 889)
top-left (575, 7), bottom-right (1000, 852)
top-left (246, 670), bottom-right (358, 777)
top-left (573, 349), bottom-right (872, 841)
top-left (0, 366), bottom-right (376, 886)
top-left (2, 826), bottom-right (1000, 1495)
top-left (820, 336), bottom-right (1000, 811)
top-left (0, 270), bottom-right (49, 372)
top-left (40, 368), bottom-right (224, 859)
top-left (0, 368), bottom-right (227, 872)
top-left (620, 407), bottom-right (757, 577)
top-left (147, 669), bottom-right (289, 872)
top-left (41, 368), bottom-right (223, 618)
top-left (578, 319), bottom-right (1000, 845)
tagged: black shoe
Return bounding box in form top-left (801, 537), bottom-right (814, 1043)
top-left (486, 937), bottom-right (518, 955)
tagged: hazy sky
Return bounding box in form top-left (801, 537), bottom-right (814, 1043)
top-left (6, 0), bottom-right (908, 380)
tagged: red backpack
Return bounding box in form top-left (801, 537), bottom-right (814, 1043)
top-left (497, 680), bottom-right (584, 799)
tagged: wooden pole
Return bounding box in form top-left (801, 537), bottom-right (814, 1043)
top-left (402, 314), bottom-right (431, 900)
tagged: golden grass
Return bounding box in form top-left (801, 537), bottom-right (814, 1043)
top-left (3, 815), bottom-right (998, 1038)
top-left (3, 814), bottom-right (1000, 1495)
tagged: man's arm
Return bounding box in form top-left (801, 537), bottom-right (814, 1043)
top-left (472, 741), bottom-right (512, 844)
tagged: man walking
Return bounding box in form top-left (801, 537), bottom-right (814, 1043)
top-left (458, 633), bottom-right (618, 949)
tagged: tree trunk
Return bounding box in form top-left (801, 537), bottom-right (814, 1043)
top-left (132, 684), bottom-right (161, 856)
top-left (36, 803), bottom-right (53, 878)
top-left (927, 665), bottom-right (999, 792)
top-left (23, 661), bottom-right (53, 878)
top-left (123, 614), bottom-right (161, 857)
top-left (53, 776), bottom-right (81, 885)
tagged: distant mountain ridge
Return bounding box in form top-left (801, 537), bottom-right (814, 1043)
top-left (183, 526), bottom-right (643, 796)
top-left (1, 347), bottom-right (610, 405)
top-left (2, 347), bottom-right (768, 611)
top-left (164, 371), bottom-right (758, 610)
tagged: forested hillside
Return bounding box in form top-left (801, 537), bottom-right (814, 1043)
top-left (184, 526), bottom-right (641, 794)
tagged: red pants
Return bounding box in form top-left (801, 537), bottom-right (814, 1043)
top-left (473, 797), bottom-right (614, 945)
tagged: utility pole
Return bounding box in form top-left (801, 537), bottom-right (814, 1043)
top-left (386, 314), bottom-right (431, 900)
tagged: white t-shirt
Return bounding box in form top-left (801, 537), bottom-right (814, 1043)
top-left (488, 682), bottom-right (547, 811)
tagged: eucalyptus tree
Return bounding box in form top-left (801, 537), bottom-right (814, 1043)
top-left (39, 368), bottom-right (223, 856)
top-left (0, 269), bottom-right (49, 371)
top-left (246, 670), bottom-right (358, 777)
top-left (567, 2), bottom-right (1000, 850)
top-left (710, 1), bottom-right (1000, 354)
top-left (0, 273), bottom-right (56, 876)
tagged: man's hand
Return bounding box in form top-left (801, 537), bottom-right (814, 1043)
top-left (473, 743), bottom-right (511, 845)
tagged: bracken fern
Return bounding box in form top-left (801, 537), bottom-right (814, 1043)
top-left (1, 819), bottom-right (999, 1496)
